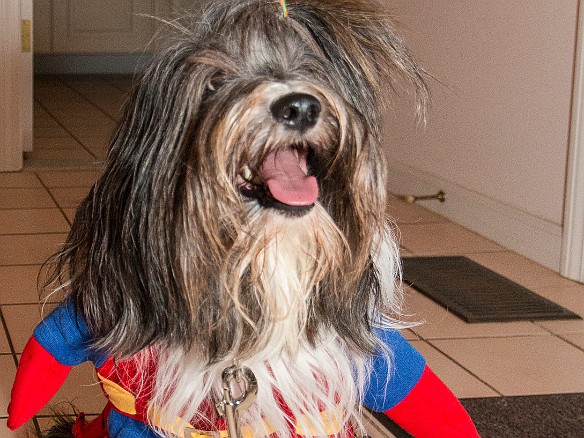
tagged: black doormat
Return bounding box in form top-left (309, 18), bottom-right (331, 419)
top-left (461, 393), bottom-right (584, 438)
top-left (368, 393), bottom-right (584, 438)
top-left (401, 256), bottom-right (581, 323)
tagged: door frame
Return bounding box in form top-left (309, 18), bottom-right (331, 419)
top-left (561, 0), bottom-right (584, 282)
top-left (0, 0), bottom-right (24, 171)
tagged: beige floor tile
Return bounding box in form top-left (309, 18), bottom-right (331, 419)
top-left (79, 137), bottom-right (110, 160)
top-left (0, 324), bottom-right (9, 354)
top-left (25, 149), bottom-right (95, 162)
top-left (39, 99), bottom-right (94, 111)
top-left (0, 418), bottom-right (39, 437)
top-left (431, 335), bottom-right (584, 396)
top-left (48, 187), bottom-right (91, 209)
top-left (0, 265), bottom-right (44, 305)
top-left (38, 362), bottom-right (105, 417)
top-left (400, 329), bottom-right (419, 341)
top-left (411, 340), bottom-right (499, 398)
top-left (61, 209), bottom-right (76, 224)
top-left (35, 88), bottom-right (80, 100)
top-left (66, 124), bottom-right (116, 139)
top-left (1, 304), bottom-right (42, 354)
top-left (398, 222), bottom-right (504, 255)
top-left (0, 265), bottom-right (63, 305)
top-left (361, 410), bottom-right (398, 438)
top-left (36, 171), bottom-right (101, 188)
top-left (64, 77), bottom-right (119, 92)
top-left (0, 209), bottom-right (69, 235)
top-left (0, 174), bottom-right (41, 189)
top-left (23, 157), bottom-right (102, 172)
top-left (560, 332), bottom-right (584, 350)
top-left (388, 196), bottom-right (446, 225)
top-left (35, 88), bottom-right (82, 98)
top-left (0, 355), bottom-right (17, 417)
top-left (33, 137), bottom-right (83, 150)
top-left (33, 126), bottom-right (71, 138)
top-left (34, 105), bottom-right (51, 117)
top-left (49, 107), bottom-right (109, 118)
top-left (51, 112), bottom-right (114, 129)
top-left (0, 234), bottom-right (66, 266)
top-left (467, 251), bottom-right (579, 290)
top-left (33, 116), bottom-right (61, 129)
top-left (80, 91), bottom-right (127, 104)
top-left (0, 189), bottom-right (56, 210)
top-left (532, 285), bottom-right (584, 334)
top-left (104, 76), bottom-right (134, 90)
top-left (95, 105), bottom-right (125, 121)
top-left (404, 288), bottom-right (548, 339)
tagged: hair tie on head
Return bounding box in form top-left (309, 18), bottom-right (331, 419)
top-left (279, 0), bottom-right (289, 18)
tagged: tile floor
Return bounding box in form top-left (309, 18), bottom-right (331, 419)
top-left (1, 75), bottom-right (584, 437)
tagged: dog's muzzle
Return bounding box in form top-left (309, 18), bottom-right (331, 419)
top-left (239, 93), bottom-right (322, 216)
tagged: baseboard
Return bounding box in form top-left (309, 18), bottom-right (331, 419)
top-left (387, 162), bottom-right (563, 271)
top-left (34, 53), bottom-right (154, 75)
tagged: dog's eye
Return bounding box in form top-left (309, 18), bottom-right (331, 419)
top-left (207, 74), bottom-right (225, 93)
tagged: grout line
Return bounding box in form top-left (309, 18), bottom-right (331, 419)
top-left (0, 306), bottom-right (20, 369)
top-left (533, 321), bottom-right (584, 353)
top-left (556, 334), bottom-right (584, 353)
top-left (33, 173), bottom-right (76, 227)
top-left (32, 417), bottom-right (42, 436)
top-left (57, 74), bottom-right (124, 122)
top-left (416, 332), bottom-right (559, 342)
top-left (33, 97), bottom-right (101, 161)
top-left (34, 75), bottom-right (114, 163)
top-left (0, 232), bottom-right (69, 238)
top-left (421, 339), bottom-right (504, 397)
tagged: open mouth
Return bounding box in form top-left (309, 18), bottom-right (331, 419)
top-left (238, 145), bottom-right (318, 214)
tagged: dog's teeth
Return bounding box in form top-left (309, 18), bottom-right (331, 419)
top-left (242, 166), bottom-right (252, 180)
top-left (294, 148), bottom-right (299, 159)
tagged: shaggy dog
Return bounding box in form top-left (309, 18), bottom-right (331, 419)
top-left (8, 1), bottom-right (478, 437)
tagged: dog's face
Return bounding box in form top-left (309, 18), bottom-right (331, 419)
top-left (57, 0), bottom-right (427, 361)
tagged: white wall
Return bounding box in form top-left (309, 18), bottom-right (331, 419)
top-left (384, 0), bottom-right (579, 270)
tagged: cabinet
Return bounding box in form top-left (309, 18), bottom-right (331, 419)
top-left (53, 0), bottom-right (155, 53)
top-left (34, 0), bottom-right (208, 54)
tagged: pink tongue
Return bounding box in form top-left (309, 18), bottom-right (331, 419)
top-left (259, 148), bottom-right (318, 206)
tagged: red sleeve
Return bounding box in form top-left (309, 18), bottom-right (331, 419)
top-left (385, 366), bottom-right (479, 437)
top-left (7, 337), bottom-right (72, 430)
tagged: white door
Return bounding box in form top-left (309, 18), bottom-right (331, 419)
top-left (0, 0), bottom-right (32, 171)
top-left (53, 0), bottom-right (156, 53)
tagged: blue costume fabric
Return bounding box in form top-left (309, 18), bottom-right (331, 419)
top-left (8, 300), bottom-right (478, 437)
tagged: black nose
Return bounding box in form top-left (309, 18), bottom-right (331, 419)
top-left (271, 93), bottom-right (321, 132)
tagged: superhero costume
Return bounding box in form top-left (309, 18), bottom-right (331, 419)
top-left (7, 300), bottom-right (479, 437)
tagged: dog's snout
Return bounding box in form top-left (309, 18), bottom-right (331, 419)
top-left (271, 93), bottom-right (321, 132)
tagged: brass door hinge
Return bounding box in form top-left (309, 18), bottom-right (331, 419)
top-left (21, 19), bottom-right (32, 53)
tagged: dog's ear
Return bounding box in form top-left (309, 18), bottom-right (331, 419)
top-left (287, 0), bottom-right (428, 127)
top-left (61, 45), bottom-right (217, 356)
